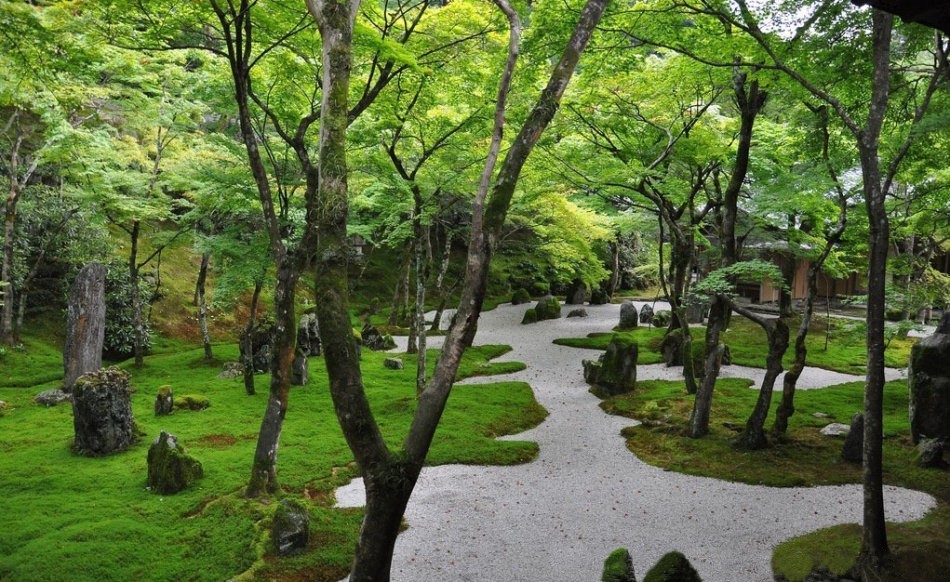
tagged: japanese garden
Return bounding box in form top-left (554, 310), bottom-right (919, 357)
top-left (0, 1), bottom-right (948, 581)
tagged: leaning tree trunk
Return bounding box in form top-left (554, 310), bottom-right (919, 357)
top-left (733, 303), bottom-right (789, 450)
top-left (313, 2), bottom-right (610, 578)
top-left (668, 235), bottom-right (698, 395)
top-left (429, 225), bottom-right (453, 332)
top-left (196, 252), bottom-right (213, 361)
top-left (243, 281), bottom-right (263, 396)
top-left (246, 258), bottom-right (298, 497)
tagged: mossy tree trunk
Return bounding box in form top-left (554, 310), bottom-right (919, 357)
top-left (196, 252), bottom-right (213, 361)
top-left (693, 70), bottom-right (766, 438)
top-left (732, 301), bottom-right (789, 450)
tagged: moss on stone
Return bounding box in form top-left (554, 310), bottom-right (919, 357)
top-left (173, 394), bottom-right (210, 411)
top-left (643, 551), bottom-right (701, 582)
top-left (602, 547), bottom-right (636, 582)
top-left (521, 308), bottom-right (538, 325)
top-left (511, 288), bottom-right (531, 305)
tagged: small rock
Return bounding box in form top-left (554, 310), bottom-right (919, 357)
top-left (174, 395), bottom-right (210, 411)
top-left (639, 304), bottom-right (654, 325)
top-left (384, 357), bottom-right (404, 370)
top-left (820, 423), bottom-right (850, 437)
top-left (643, 551), bottom-right (701, 581)
top-left (918, 438), bottom-right (947, 468)
top-left (362, 324), bottom-right (397, 351)
top-left (146, 431), bottom-right (203, 494)
top-left (521, 308), bottom-right (539, 325)
top-left (217, 362), bottom-right (244, 379)
top-left (34, 389), bottom-right (71, 408)
top-left (841, 413), bottom-right (863, 463)
top-left (812, 412), bottom-right (830, 418)
top-left (567, 308), bottom-right (589, 318)
top-left (154, 385), bottom-right (173, 416)
top-left (272, 498), bottom-right (309, 555)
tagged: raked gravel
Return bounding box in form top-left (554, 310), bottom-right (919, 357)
top-left (336, 301), bottom-right (934, 581)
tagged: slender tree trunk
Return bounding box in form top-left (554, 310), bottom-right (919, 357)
top-left (668, 235), bottom-right (698, 394)
top-left (607, 237), bottom-right (620, 296)
top-left (1, 193), bottom-right (17, 346)
top-left (413, 216), bottom-right (430, 392)
top-left (129, 221), bottom-right (147, 367)
top-left (429, 226), bottom-right (453, 332)
top-left (246, 257), bottom-right (298, 497)
top-left (243, 281), bottom-right (262, 396)
top-left (858, 11), bottom-right (894, 568)
top-left (197, 252), bottom-right (213, 360)
top-left (388, 247), bottom-right (411, 326)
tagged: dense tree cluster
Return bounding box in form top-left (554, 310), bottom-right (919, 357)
top-left (1, 1), bottom-right (947, 579)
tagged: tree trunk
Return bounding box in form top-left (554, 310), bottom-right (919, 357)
top-left (314, 2), bottom-right (609, 578)
top-left (388, 247), bottom-right (411, 326)
top-left (129, 221), bottom-right (146, 368)
top-left (413, 216), bottom-right (430, 392)
top-left (246, 258), bottom-right (298, 497)
top-left (1, 190), bottom-right (17, 346)
top-left (429, 226), bottom-right (453, 332)
top-left (607, 237), bottom-right (620, 296)
top-left (858, 11), bottom-right (894, 569)
top-left (733, 303), bottom-right (789, 450)
top-left (197, 252), bottom-right (213, 361)
top-left (243, 281), bottom-right (262, 396)
top-left (668, 235), bottom-right (698, 395)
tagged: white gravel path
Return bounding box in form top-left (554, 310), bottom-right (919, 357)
top-left (337, 302), bottom-right (934, 581)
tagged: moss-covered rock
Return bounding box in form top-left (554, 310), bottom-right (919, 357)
top-left (362, 324), bottom-right (397, 351)
top-left (643, 551), bottom-right (701, 582)
top-left (521, 308), bottom-right (539, 325)
top-left (154, 385), bottom-right (173, 416)
top-left (272, 498), bottom-right (309, 555)
top-left (146, 431), bottom-right (203, 494)
top-left (174, 394), bottom-right (210, 411)
top-left (511, 288), bottom-right (531, 305)
top-left (908, 313), bottom-right (950, 443)
top-left (652, 310), bottom-right (672, 328)
top-left (72, 367), bottom-right (136, 456)
top-left (602, 547), bottom-right (636, 582)
top-left (584, 337), bottom-right (638, 398)
top-left (590, 286), bottom-right (611, 305)
top-left (534, 295), bottom-right (562, 321)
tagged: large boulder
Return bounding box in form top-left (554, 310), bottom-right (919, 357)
top-left (618, 302), bottom-right (639, 330)
top-left (639, 304), bottom-right (654, 325)
top-left (361, 324), bottom-right (396, 351)
top-left (583, 337), bottom-right (638, 398)
top-left (240, 320), bottom-right (275, 374)
top-left (652, 310), bottom-right (672, 328)
top-left (643, 551), bottom-right (701, 582)
top-left (534, 295), bottom-right (562, 321)
top-left (63, 262), bottom-right (106, 392)
top-left (296, 312), bottom-right (321, 357)
top-left (146, 431), bottom-right (203, 494)
top-left (908, 312), bottom-right (950, 443)
top-left (601, 548), bottom-right (636, 582)
top-left (384, 357), bottom-right (404, 370)
top-left (272, 498), bottom-right (310, 555)
top-left (685, 302), bottom-right (706, 324)
top-left (841, 412), bottom-right (864, 463)
top-left (217, 362), bottom-right (244, 379)
top-left (589, 286), bottom-right (610, 305)
top-left (566, 279), bottom-right (588, 305)
top-left (72, 367), bottom-right (136, 456)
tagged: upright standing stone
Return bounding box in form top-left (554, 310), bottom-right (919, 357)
top-left (72, 367), bottom-right (136, 456)
top-left (841, 412), bottom-right (864, 463)
top-left (146, 431), bottom-right (203, 494)
top-left (566, 279), bottom-right (588, 305)
top-left (291, 349), bottom-right (309, 386)
top-left (601, 548), bottom-right (636, 582)
top-left (63, 263), bottom-right (106, 392)
top-left (908, 312), bottom-right (950, 443)
top-left (272, 499), bottom-right (310, 555)
top-left (296, 313), bottom-right (321, 357)
top-left (154, 385), bottom-right (173, 416)
top-left (534, 295), bottom-right (562, 321)
top-left (685, 302), bottom-right (706, 324)
top-left (582, 338), bottom-right (638, 398)
top-left (618, 301), bottom-right (639, 329)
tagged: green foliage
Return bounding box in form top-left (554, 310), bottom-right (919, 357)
top-left (692, 260), bottom-right (788, 298)
top-left (0, 341), bottom-right (544, 580)
top-left (103, 262), bottom-right (153, 358)
top-left (511, 288), bottom-right (531, 305)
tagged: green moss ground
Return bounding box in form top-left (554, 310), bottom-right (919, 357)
top-left (0, 343), bottom-right (544, 581)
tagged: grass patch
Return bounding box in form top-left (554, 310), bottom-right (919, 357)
top-left (555, 315), bottom-right (916, 375)
top-left (0, 342), bottom-right (544, 581)
top-left (595, 377), bottom-right (949, 581)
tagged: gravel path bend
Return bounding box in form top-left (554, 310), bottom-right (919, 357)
top-left (336, 302), bottom-right (934, 581)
